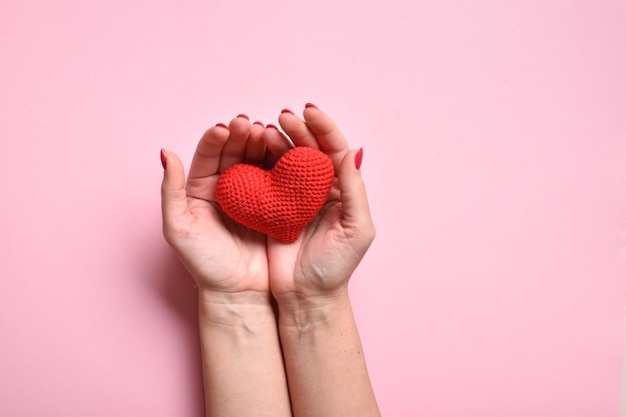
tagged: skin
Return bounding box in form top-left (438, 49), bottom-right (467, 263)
top-left (161, 105), bottom-right (380, 417)
top-left (161, 117), bottom-right (291, 417)
top-left (267, 107), bottom-right (380, 417)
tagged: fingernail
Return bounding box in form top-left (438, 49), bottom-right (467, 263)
top-left (355, 148), bottom-right (363, 170)
top-left (266, 123), bottom-right (278, 129)
top-left (160, 148), bottom-right (167, 170)
top-left (253, 121), bottom-right (264, 127)
top-left (281, 108), bottom-right (294, 115)
top-left (305, 103), bottom-right (318, 109)
top-left (215, 122), bottom-right (228, 129)
top-left (237, 113), bottom-right (249, 120)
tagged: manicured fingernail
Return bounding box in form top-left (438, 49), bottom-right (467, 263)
top-left (305, 103), bottom-right (318, 109)
top-left (253, 121), bottom-right (264, 127)
top-left (160, 148), bottom-right (167, 169)
top-left (215, 122), bottom-right (228, 129)
top-left (355, 148), bottom-right (363, 170)
top-left (281, 108), bottom-right (294, 115)
top-left (237, 113), bottom-right (249, 120)
top-left (266, 123), bottom-right (278, 129)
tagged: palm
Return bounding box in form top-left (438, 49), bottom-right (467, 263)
top-left (178, 197), bottom-right (268, 292)
top-left (267, 201), bottom-right (361, 302)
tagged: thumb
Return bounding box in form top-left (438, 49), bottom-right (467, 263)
top-left (337, 148), bottom-right (375, 240)
top-left (160, 148), bottom-right (189, 229)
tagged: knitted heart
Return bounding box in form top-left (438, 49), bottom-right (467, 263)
top-left (216, 147), bottom-right (334, 243)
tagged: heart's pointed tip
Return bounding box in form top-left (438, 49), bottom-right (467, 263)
top-left (274, 237), bottom-right (299, 244)
top-left (269, 228), bottom-right (302, 243)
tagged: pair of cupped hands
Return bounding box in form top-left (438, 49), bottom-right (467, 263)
top-left (160, 104), bottom-right (375, 305)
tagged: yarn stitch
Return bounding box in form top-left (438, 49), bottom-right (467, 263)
top-left (216, 146), bottom-right (334, 243)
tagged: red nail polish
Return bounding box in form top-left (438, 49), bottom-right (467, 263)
top-left (237, 114), bottom-right (249, 120)
top-left (253, 121), bottom-right (264, 127)
top-left (266, 123), bottom-right (278, 129)
top-left (281, 108), bottom-right (294, 115)
top-left (160, 148), bottom-right (167, 169)
top-left (305, 103), bottom-right (318, 109)
top-left (355, 148), bottom-right (363, 170)
top-left (215, 122), bottom-right (228, 129)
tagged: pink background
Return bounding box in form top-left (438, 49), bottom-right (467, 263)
top-left (1, 1), bottom-right (625, 416)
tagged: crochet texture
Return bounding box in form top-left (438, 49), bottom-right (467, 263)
top-left (216, 146), bottom-right (335, 243)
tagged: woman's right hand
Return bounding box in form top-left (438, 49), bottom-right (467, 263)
top-left (264, 105), bottom-right (376, 308)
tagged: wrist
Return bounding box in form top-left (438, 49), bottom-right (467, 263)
top-left (276, 288), bottom-right (353, 330)
top-left (198, 289), bottom-right (276, 329)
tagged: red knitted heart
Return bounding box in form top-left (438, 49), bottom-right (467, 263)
top-left (216, 147), bottom-right (334, 242)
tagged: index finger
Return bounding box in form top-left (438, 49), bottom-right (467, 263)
top-left (188, 124), bottom-right (230, 180)
top-left (302, 105), bottom-right (350, 168)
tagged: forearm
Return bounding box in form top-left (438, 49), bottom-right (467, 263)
top-left (278, 290), bottom-right (380, 417)
top-left (199, 290), bottom-right (291, 417)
